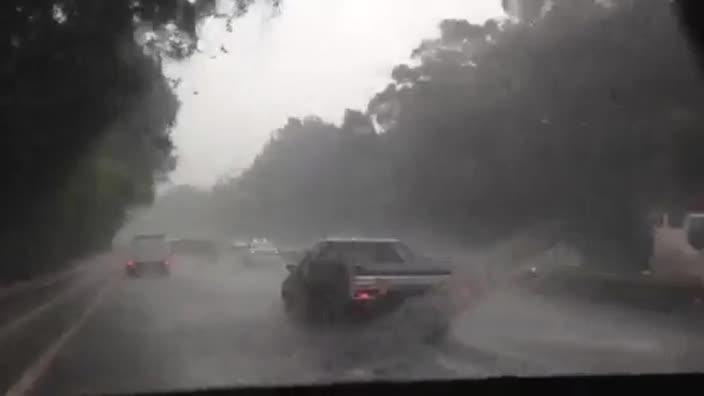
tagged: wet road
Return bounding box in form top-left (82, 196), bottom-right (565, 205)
top-left (3, 252), bottom-right (704, 395)
top-left (2, 255), bottom-right (469, 395)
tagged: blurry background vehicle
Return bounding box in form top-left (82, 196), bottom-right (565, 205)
top-left (243, 238), bottom-right (280, 267)
top-left (127, 234), bottom-right (171, 278)
top-left (231, 238), bottom-right (250, 253)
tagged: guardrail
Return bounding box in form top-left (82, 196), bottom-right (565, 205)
top-left (515, 266), bottom-right (704, 314)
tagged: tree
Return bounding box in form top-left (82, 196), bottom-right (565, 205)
top-left (367, 0), bottom-right (704, 265)
top-left (211, 113), bottom-right (393, 241)
top-left (0, 0), bottom-right (267, 282)
top-left (214, 0), bottom-right (704, 269)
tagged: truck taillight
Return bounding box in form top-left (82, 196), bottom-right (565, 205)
top-left (354, 291), bottom-right (371, 300)
top-left (353, 289), bottom-right (377, 300)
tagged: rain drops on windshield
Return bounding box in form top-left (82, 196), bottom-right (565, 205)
top-left (4, 1), bottom-right (704, 394)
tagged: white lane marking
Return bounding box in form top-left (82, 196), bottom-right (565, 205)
top-left (5, 281), bottom-right (114, 396)
top-left (0, 265), bottom-right (90, 302)
top-left (0, 251), bottom-right (114, 301)
top-left (0, 284), bottom-right (84, 340)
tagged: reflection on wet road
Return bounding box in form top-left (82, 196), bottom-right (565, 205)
top-left (3, 252), bottom-right (704, 395)
top-left (27, 255), bottom-right (461, 395)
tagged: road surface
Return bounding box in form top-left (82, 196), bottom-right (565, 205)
top-left (2, 252), bottom-right (704, 395)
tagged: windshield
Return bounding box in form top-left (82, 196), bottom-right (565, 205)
top-left (6, 0), bottom-right (704, 394)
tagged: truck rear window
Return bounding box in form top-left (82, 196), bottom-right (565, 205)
top-left (318, 242), bottom-right (407, 263)
top-left (131, 236), bottom-right (169, 260)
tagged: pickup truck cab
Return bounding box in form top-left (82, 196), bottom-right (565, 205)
top-left (281, 238), bottom-right (453, 340)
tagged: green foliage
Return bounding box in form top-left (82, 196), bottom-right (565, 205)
top-left (213, 114), bottom-right (391, 239)
top-left (214, 0), bottom-right (703, 267)
top-left (0, 0), bottom-right (260, 282)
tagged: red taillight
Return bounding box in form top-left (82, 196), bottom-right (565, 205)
top-left (126, 260), bottom-right (135, 267)
top-left (354, 291), bottom-right (371, 300)
top-left (353, 290), bottom-right (377, 300)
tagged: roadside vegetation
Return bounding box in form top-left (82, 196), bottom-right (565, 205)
top-left (0, 0), bottom-right (271, 282)
top-left (209, 1), bottom-right (704, 270)
top-left (4, 0), bottom-right (704, 282)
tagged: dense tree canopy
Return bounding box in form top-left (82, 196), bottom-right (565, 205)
top-left (4, 0), bottom-right (704, 280)
top-left (208, 113), bottom-right (391, 241)
top-left (0, 0), bottom-right (265, 282)
top-left (211, 0), bottom-right (704, 268)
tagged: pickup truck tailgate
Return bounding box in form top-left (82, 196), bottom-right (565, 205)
top-left (350, 261), bottom-right (451, 296)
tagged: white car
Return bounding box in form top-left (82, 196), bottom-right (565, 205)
top-left (231, 239), bottom-right (250, 251)
top-left (243, 238), bottom-right (279, 266)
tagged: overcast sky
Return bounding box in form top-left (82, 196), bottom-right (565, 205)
top-left (165, 0), bottom-right (503, 187)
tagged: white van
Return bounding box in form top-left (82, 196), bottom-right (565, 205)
top-left (127, 234), bottom-right (171, 278)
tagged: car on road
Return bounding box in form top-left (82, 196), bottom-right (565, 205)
top-left (280, 238), bottom-right (454, 342)
top-left (242, 238), bottom-right (280, 266)
top-left (231, 238), bottom-right (251, 252)
top-left (126, 234), bottom-right (171, 278)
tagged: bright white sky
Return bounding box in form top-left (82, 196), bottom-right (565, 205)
top-left (165, 0), bottom-right (503, 187)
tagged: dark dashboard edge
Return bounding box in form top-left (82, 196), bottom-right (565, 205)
top-left (102, 373), bottom-right (704, 396)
